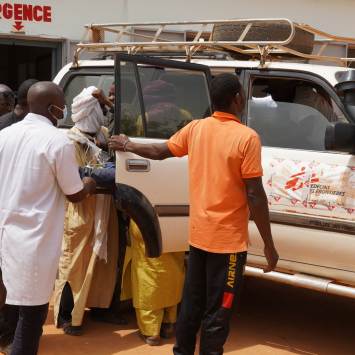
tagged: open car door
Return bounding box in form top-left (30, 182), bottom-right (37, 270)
top-left (113, 54), bottom-right (212, 256)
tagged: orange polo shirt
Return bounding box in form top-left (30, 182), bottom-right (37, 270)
top-left (167, 111), bottom-right (263, 253)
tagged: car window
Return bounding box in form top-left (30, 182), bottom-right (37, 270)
top-left (63, 74), bottom-right (114, 126)
top-left (119, 61), bottom-right (212, 139)
top-left (331, 98), bottom-right (347, 122)
top-left (248, 77), bottom-right (349, 151)
top-left (116, 62), bottom-right (142, 136)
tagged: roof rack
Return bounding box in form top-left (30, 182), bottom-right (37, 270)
top-left (73, 18), bottom-right (355, 68)
top-left (90, 50), bottom-right (234, 61)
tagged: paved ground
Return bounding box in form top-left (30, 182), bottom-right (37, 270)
top-left (38, 275), bottom-right (355, 354)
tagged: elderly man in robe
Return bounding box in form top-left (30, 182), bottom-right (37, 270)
top-left (54, 86), bottom-right (127, 336)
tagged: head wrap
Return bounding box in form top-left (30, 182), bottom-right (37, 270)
top-left (142, 80), bottom-right (181, 137)
top-left (143, 80), bottom-right (177, 107)
top-left (72, 86), bottom-right (107, 134)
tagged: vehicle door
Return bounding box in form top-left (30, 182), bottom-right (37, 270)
top-left (242, 69), bottom-right (355, 280)
top-left (113, 54), bottom-right (212, 253)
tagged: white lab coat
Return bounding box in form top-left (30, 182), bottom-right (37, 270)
top-left (0, 113), bottom-right (83, 306)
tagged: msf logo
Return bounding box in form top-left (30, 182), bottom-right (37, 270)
top-left (285, 167), bottom-right (319, 192)
top-left (227, 254), bottom-right (237, 288)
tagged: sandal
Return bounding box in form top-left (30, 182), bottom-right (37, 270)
top-left (60, 322), bottom-right (83, 336)
top-left (91, 310), bottom-right (128, 325)
top-left (0, 344), bottom-right (11, 355)
top-left (138, 330), bottom-right (160, 346)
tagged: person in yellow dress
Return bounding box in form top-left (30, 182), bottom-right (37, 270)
top-left (121, 80), bottom-right (188, 346)
top-left (121, 220), bottom-right (185, 346)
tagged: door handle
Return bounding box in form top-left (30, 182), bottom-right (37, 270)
top-left (125, 159), bottom-right (151, 172)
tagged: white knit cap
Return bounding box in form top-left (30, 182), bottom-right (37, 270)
top-left (71, 86), bottom-right (108, 133)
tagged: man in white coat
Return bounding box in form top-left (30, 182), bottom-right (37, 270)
top-left (0, 82), bottom-right (97, 355)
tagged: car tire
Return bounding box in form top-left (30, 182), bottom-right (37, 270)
top-left (211, 21), bottom-right (315, 60)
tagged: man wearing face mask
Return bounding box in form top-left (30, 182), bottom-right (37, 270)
top-left (0, 82), bottom-right (96, 355)
top-left (54, 86), bottom-right (128, 337)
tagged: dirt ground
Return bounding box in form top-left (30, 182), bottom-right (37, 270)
top-left (38, 275), bottom-right (355, 354)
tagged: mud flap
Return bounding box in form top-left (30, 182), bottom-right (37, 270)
top-left (115, 183), bottom-right (162, 258)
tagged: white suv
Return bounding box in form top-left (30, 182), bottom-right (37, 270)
top-left (54, 21), bottom-right (355, 298)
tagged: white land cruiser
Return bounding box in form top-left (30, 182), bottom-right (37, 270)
top-left (54, 19), bottom-right (355, 298)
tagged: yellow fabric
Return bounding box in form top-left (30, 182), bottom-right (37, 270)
top-left (54, 126), bottom-right (119, 327)
top-left (136, 109), bottom-right (193, 136)
top-left (121, 220), bottom-right (186, 311)
top-left (136, 304), bottom-right (178, 336)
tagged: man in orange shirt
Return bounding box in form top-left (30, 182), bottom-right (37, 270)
top-left (109, 73), bottom-right (279, 354)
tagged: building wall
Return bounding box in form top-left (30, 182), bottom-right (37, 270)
top-left (0, 0), bottom-right (354, 41)
top-left (126, 0), bottom-right (355, 38)
top-left (0, 0), bottom-right (354, 67)
top-left (0, 1), bottom-right (126, 40)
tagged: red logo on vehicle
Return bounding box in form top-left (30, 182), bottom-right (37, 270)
top-left (309, 203), bottom-right (316, 208)
top-left (274, 197), bottom-right (281, 202)
top-left (294, 160), bottom-right (302, 165)
top-left (327, 206), bottom-right (335, 211)
top-left (267, 179), bottom-right (272, 187)
top-left (347, 209), bottom-right (355, 215)
top-left (291, 199), bottom-right (298, 205)
top-left (351, 167), bottom-right (355, 172)
top-left (302, 200), bottom-right (307, 207)
top-left (285, 167), bottom-right (319, 192)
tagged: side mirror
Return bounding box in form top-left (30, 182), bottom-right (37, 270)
top-left (325, 122), bottom-right (355, 154)
top-left (335, 71), bottom-right (355, 122)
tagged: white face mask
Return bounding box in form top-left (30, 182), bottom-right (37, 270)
top-left (49, 104), bottom-right (68, 127)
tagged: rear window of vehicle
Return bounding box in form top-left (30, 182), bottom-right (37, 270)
top-left (63, 74), bottom-right (114, 126)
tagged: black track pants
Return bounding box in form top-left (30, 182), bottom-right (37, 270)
top-left (173, 245), bottom-right (247, 355)
top-left (11, 303), bottom-right (49, 355)
top-left (0, 304), bottom-right (19, 346)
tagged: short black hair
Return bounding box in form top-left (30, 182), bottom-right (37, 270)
top-left (18, 79), bottom-right (39, 106)
top-left (210, 73), bottom-right (242, 110)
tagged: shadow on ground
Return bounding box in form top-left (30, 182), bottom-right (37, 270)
top-left (38, 276), bottom-right (355, 354)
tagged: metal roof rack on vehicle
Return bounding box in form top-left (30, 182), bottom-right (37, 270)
top-left (90, 51), bottom-right (235, 61)
top-left (73, 18), bottom-right (355, 68)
